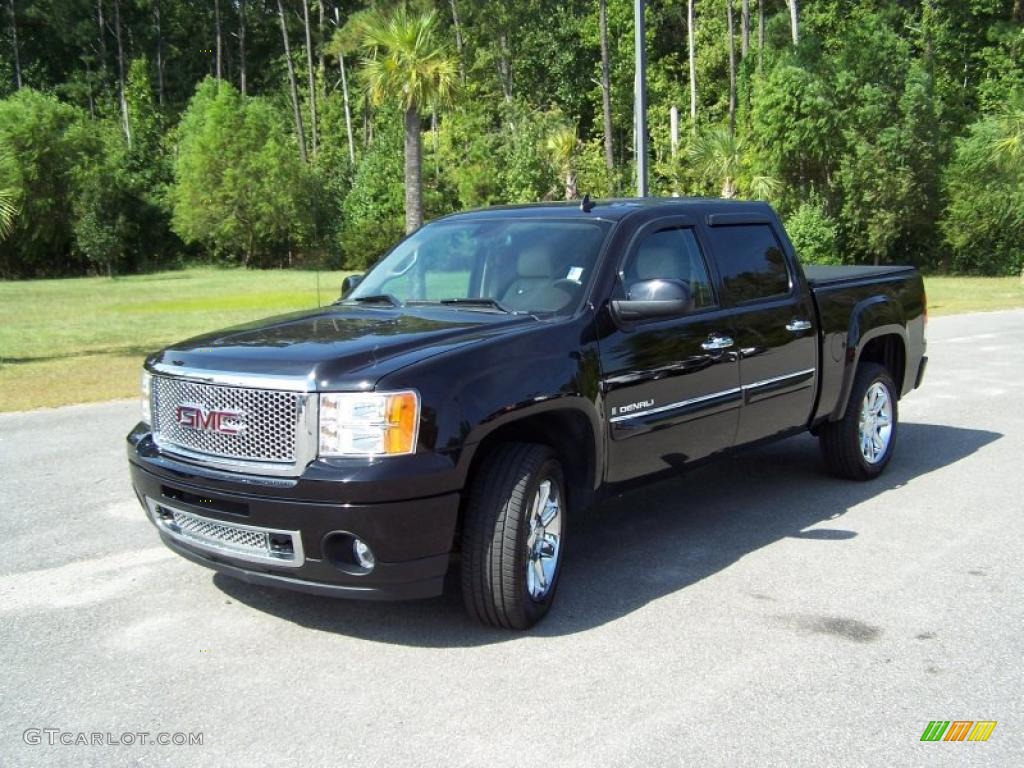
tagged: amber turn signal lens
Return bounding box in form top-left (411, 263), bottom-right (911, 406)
top-left (384, 391), bottom-right (419, 455)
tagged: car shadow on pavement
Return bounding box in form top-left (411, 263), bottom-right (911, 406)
top-left (213, 421), bottom-right (1000, 646)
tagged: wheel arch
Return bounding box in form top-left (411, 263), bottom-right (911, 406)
top-left (457, 399), bottom-right (602, 521)
top-left (831, 294), bottom-right (909, 421)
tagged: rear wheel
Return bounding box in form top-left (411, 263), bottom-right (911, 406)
top-left (461, 443), bottom-right (566, 629)
top-left (820, 362), bottom-right (898, 480)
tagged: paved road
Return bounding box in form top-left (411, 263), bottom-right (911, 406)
top-left (1, 310), bottom-right (1022, 767)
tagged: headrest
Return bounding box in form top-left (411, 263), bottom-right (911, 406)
top-left (517, 245), bottom-right (554, 278)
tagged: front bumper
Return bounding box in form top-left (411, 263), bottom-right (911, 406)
top-left (128, 431), bottom-right (461, 601)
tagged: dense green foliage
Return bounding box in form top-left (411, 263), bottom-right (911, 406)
top-left (0, 0), bottom-right (1021, 278)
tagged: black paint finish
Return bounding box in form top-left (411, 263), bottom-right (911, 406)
top-left (127, 198), bottom-right (927, 598)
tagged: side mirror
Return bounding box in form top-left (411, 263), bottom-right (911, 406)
top-left (340, 273), bottom-right (364, 298)
top-left (611, 279), bottom-right (693, 321)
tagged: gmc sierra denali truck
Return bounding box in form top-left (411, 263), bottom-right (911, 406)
top-left (127, 198), bottom-right (927, 629)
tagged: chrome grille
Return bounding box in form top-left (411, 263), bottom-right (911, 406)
top-left (172, 509), bottom-right (269, 552)
top-left (151, 375), bottom-right (303, 464)
top-left (147, 500), bottom-right (304, 567)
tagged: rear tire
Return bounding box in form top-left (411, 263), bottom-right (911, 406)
top-left (461, 443), bottom-right (566, 629)
top-left (820, 362), bottom-right (898, 481)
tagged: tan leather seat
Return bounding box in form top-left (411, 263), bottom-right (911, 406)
top-left (502, 245), bottom-right (556, 307)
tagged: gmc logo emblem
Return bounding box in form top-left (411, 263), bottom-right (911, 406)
top-left (175, 404), bottom-right (246, 436)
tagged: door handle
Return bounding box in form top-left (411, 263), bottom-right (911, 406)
top-left (786, 318), bottom-right (812, 332)
top-left (701, 335), bottom-right (734, 351)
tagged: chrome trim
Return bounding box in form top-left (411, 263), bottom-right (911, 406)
top-left (742, 367), bottom-right (816, 392)
top-left (146, 498), bottom-right (305, 567)
top-left (608, 367), bottom-right (817, 423)
top-left (147, 362), bottom-right (318, 393)
top-left (786, 318), bottom-right (813, 332)
top-left (609, 387), bottom-right (742, 423)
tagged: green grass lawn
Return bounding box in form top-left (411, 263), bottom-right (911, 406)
top-left (922, 276), bottom-right (1024, 316)
top-left (1, 269), bottom-right (1021, 412)
top-left (0, 268), bottom-right (351, 411)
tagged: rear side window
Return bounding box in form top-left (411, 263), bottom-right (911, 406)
top-left (706, 224), bottom-right (790, 303)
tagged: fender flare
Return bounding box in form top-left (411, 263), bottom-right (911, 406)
top-left (454, 394), bottom-right (605, 495)
top-left (830, 295), bottom-right (908, 421)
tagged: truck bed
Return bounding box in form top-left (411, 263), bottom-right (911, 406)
top-left (804, 264), bottom-right (917, 288)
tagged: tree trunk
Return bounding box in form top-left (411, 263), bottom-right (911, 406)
top-left (214, 0), bottom-right (222, 81)
top-left (97, 0), bottom-right (107, 76)
top-left (758, 0), bottom-right (764, 72)
top-left (727, 0), bottom-right (736, 137)
top-left (154, 1), bottom-right (165, 106)
top-left (450, 0), bottom-right (466, 83)
top-left (84, 57), bottom-right (95, 116)
top-left (498, 33), bottom-right (512, 101)
top-left (741, 0), bottom-right (749, 58)
top-left (404, 107), bottom-right (423, 234)
top-left (113, 0), bottom-right (130, 147)
top-left (722, 176), bottom-right (736, 199)
top-left (302, 0), bottom-right (318, 157)
top-left (8, 0), bottom-right (21, 89)
top-left (1014, 0), bottom-right (1023, 22)
top-left (688, 0), bottom-right (697, 133)
top-left (317, 1), bottom-right (325, 99)
top-left (339, 50), bottom-right (355, 164)
top-left (787, 0), bottom-right (799, 45)
top-left (599, 0), bottom-right (614, 170)
top-left (564, 171), bottom-right (578, 201)
top-left (277, 0), bottom-right (308, 163)
top-left (238, 0), bottom-right (247, 94)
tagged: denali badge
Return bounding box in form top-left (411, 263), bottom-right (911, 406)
top-left (612, 399), bottom-right (655, 416)
top-left (175, 404), bottom-right (246, 435)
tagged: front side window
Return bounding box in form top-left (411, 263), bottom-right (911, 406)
top-left (705, 224), bottom-right (791, 304)
top-left (347, 218), bottom-right (612, 316)
top-left (622, 227), bottom-right (715, 309)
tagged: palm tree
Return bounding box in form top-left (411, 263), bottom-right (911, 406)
top-left (0, 189), bottom-right (16, 238)
top-left (688, 125), bottom-right (779, 199)
top-left (547, 127), bottom-right (579, 200)
top-left (989, 94), bottom-right (1024, 166)
top-left (354, 7), bottom-right (457, 233)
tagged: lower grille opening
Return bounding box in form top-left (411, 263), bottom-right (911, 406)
top-left (147, 499), bottom-right (304, 568)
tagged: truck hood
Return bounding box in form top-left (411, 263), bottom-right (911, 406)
top-left (147, 305), bottom-right (537, 390)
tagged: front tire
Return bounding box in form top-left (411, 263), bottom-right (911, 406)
top-left (819, 362), bottom-right (899, 480)
top-left (461, 443), bottom-right (566, 629)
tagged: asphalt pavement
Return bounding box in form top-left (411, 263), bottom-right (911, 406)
top-left (1, 309), bottom-right (1022, 767)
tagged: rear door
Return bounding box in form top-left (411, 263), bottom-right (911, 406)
top-left (703, 216), bottom-right (818, 445)
top-left (597, 218), bottom-right (741, 484)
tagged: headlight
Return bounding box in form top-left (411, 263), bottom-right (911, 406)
top-left (318, 391), bottom-right (419, 457)
top-left (141, 370), bottom-right (152, 425)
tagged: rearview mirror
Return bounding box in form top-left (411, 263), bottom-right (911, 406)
top-left (341, 273), bottom-right (364, 298)
top-left (611, 279), bottom-right (693, 321)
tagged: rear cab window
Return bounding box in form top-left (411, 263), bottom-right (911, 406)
top-left (705, 224), bottom-right (791, 304)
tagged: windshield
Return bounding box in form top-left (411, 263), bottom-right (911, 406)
top-left (346, 217), bottom-right (613, 316)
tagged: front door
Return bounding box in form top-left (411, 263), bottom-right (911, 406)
top-left (703, 221), bottom-right (818, 445)
top-left (597, 221), bottom-right (741, 484)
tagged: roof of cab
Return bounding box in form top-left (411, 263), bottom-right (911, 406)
top-left (435, 197), bottom-right (774, 223)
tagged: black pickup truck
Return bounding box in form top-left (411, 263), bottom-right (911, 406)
top-left (127, 198), bottom-right (927, 628)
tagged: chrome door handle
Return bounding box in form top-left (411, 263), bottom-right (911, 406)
top-left (786, 318), bottom-right (812, 332)
top-left (701, 335), bottom-right (734, 351)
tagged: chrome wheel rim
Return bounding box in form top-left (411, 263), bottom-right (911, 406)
top-left (525, 478), bottom-right (562, 601)
top-left (858, 382), bottom-right (893, 464)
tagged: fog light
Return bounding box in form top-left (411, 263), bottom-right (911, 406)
top-left (353, 538), bottom-right (375, 570)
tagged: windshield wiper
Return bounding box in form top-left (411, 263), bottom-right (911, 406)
top-left (350, 293), bottom-right (402, 307)
top-left (436, 297), bottom-right (512, 313)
